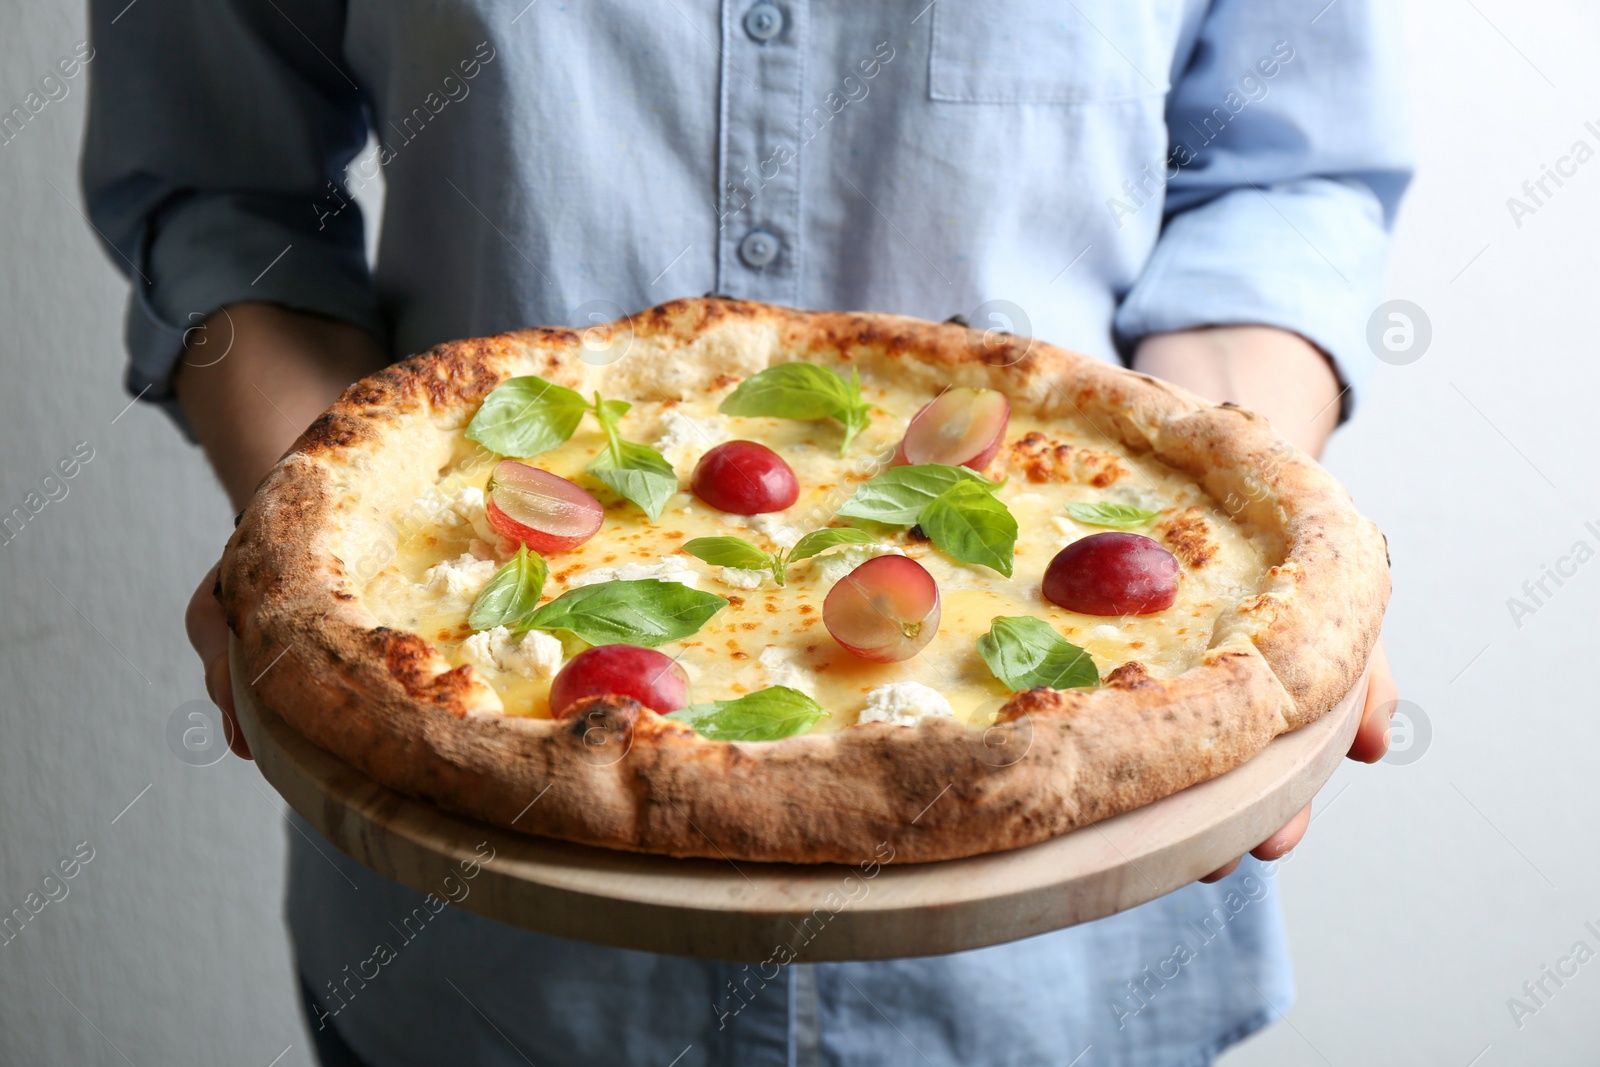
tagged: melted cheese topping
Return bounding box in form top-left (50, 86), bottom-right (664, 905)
top-left (356, 374), bottom-right (1272, 731)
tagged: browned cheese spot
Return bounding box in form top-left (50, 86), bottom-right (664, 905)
top-left (1002, 432), bottom-right (1127, 487)
top-left (1155, 506), bottom-right (1218, 569)
top-left (1105, 661), bottom-right (1155, 689)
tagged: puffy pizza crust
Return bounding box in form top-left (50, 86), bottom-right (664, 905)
top-left (220, 299), bottom-right (1388, 864)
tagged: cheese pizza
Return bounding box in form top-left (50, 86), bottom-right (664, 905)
top-left (220, 299), bottom-right (1387, 863)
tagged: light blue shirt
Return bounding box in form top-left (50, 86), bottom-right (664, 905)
top-left (84, 1), bottom-right (1410, 1063)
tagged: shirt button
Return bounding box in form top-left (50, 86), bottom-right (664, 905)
top-left (738, 230), bottom-right (780, 268)
top-left (743, 3), bottom-right (783, 42)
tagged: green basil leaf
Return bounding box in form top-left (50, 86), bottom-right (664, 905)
top-left (595, 430), bottom-right (674, 475)
top-left (594, 397), bottom-right (632, 431)
top-left (836, 368), bottom-right (871, 454)
top-left (1063, 502), bottom-right (1159, 530)
top-left (835, 464), bottom-right (1002, 526)
top-left (467, 545), bottom-right (549, 631)
top-left (667, 686), bottom-right (825, 742)
top-left (588, 438), bottom-right (678, 521)
top-left (465, 375), bottom-right (590, 458)
top-left (518, 580), bottom-right (727, 647)
top-left (681, 536), bottom-right (777, 572)
top-left (718, 362), bottom-right (871, 454)
top-left (918, 480), bottom-right (1018, 577)
top-left (976, 616), bottom-right (1099, 691)
top-left (786, 527), bottom-right (879, 565)
top-left (720, 362), bottom-right (854, 419)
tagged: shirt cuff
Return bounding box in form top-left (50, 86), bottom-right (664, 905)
top-left (124, 192), bottom-right (383, 438)
top-left (1112, 177), bottom-right (1391, 421)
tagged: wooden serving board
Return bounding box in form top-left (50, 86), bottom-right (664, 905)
top-left (232, 637), bottom-right (1366, 962)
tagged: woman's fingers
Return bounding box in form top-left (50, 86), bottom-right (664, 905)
top-left (1347, 638), bottom-right (1397, 765)
top-left (1198, 800), bottom-right (1313, 883)
top-left (1199, 857), bottom-right (1242, 884)
top-left (185, 562), bottom-right (251, 760)
top-left (1251, 802), bottom-right (1311, 861)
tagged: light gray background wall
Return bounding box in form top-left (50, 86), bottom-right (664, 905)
top-left (2, 1), bottom-right (1595, 1065)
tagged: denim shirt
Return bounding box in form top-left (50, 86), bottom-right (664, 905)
top-left (84, 1), bottom-right (1409, 1062)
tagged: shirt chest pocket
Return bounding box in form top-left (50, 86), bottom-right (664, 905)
top-left (929, 0), bottom-right (1174, 105)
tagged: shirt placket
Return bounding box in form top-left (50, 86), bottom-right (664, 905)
top-left (716, 0), bottom-right (806, 304)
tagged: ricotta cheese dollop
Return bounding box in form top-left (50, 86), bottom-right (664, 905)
top-left (717, 567), bottom-right (767, 590)
top-left (758, 644), bottom-right (818, 698)
top-left (421, 552), bottom-right (500, 608)
top-left (857, 682), bottom-right (956, 727)
top-left (460, 626), bottom-right (565, 680)
top-left (655, 409), bottom-right (732, 476)
top-left (409, 484), bottom-right (507, 553)
top-left (734, 512), bottom-right (804, 549)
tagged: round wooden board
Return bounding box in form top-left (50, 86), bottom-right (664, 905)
top-left (232, 638), bottom-right (1366, 963)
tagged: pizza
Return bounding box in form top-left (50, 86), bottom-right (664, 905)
top-left (220, 299), bottom-right (1387, 864)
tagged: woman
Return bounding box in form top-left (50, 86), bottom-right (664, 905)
top-left (83, 1), bottom-right (1405, 1062)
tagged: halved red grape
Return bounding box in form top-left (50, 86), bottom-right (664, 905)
top-left (486, 459), bottom-right (604, 553)
top-left (1042, 533), bottom-right (1179, 616)
top-left (823, 555), bottom-right (941, 662)
top-left (691, 440), bottom-right (800, 515)
top-left (898, 387), bottom-right (1010, 469)
top-left (548, 644), bottom-right (689, 718)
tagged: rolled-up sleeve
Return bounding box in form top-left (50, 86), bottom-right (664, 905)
top-left (1112, 0), bottom-right (1413, 417)
top-left (82, 0), bottom-right (380, 434)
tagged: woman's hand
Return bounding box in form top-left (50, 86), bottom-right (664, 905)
top-left (176, 303), bottom-right (387, 760)
top-left (187, 561), bottom-right (249, 757)
top-left (1198, 640), bottom-right (1397, 883)
top-left (1131, 325), bottom-right (1398, 883)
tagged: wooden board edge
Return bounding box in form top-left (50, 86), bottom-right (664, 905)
top-left (232, 636), bottom-right (1367, 960)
